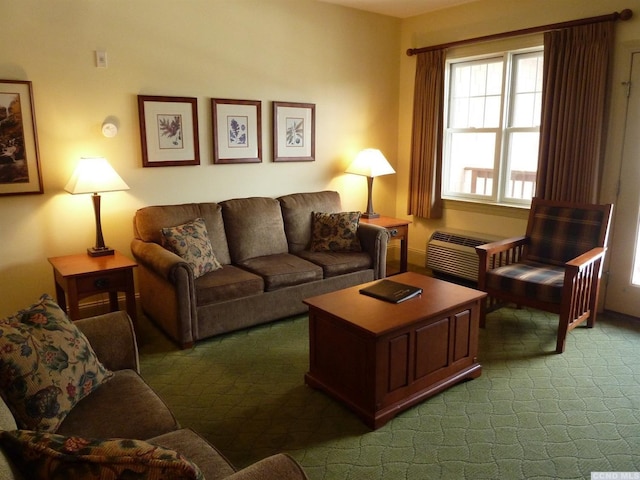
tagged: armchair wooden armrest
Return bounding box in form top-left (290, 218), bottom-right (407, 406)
top-left (476, 235), bottom-right (527, 289)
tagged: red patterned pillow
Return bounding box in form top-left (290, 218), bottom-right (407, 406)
top-left (0, 430), bottom-right (203, 480)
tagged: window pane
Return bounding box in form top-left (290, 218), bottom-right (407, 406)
top-left (505, 132), bottom-right (539, 200)
top-left (449, 58), bottom-right (503, 128)
top-left (511, 52), bottom-right (543, 127)
top-left (447, 132), bottom-right (496, 195)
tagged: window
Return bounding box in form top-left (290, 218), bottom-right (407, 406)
top-left (442, 48), bottom-right (543, 206)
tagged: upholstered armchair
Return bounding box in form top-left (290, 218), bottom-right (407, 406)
top-left (476, 198), bottom-right (613, 354)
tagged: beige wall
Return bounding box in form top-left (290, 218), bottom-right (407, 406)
top-left (0, 0), bottom-right (400, 314)
top-left (397, 0), bottom-right (640, 267)
top-left (3, 0), bottom-right (639, 316)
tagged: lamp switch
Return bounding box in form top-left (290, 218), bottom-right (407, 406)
top-left (95, 50), bottom-right (108, 68)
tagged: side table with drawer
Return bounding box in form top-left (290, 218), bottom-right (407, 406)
top-left (48, 251), bottom-right (137, 322)
top-left (360, 216), bottom-right (411, 274)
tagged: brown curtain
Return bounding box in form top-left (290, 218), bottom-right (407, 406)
top-left (407, 49), bottom-right (445, 218)
top-left (536, 21), bottom-right (614, 202)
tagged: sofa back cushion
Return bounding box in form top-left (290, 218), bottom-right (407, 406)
top-left (221, 197), bottom-right (289, 263)
top-left (133, 203), bottom-right (231, 265)
top-left (278, 191), bottom-right (342, 253)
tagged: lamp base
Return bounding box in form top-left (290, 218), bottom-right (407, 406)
top-left (361, 212), bottom-right (380, 219)
top-left (87, 246), bottom-right (115, 257)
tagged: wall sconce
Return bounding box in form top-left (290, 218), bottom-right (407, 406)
top-left (64, 157), bottom-right (129, 257)
top-left (345, 148), bottom-right (395, 219)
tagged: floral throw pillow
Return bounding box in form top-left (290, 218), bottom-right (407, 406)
top-left (161, 217), bottom-right (222, 278)
top-left (310, 211), bottom-right (362, 252)
top-left (0, 294), bottom-right (113, 432)
top-left (0, 429), bottom-right (204, 480)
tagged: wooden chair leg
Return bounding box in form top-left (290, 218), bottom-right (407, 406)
top-left (556, 312), bottom-right (570, 354)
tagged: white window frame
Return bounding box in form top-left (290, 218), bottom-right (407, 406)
top-left (442, 41), bottom-right (544, 208)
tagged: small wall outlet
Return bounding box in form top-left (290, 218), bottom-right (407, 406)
top-left (95, 50), bottom-right (108, 68)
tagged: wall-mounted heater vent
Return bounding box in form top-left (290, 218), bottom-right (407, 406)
top-left (426, 229), bottom-right (503, 282)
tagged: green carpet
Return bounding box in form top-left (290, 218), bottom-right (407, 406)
top-left (138, 307), bottom-right (640, 479)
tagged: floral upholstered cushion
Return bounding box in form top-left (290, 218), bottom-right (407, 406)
top-left (0, 430), bottom-right (204, 480)
top-left (0, 294), bottom-right (113, 432)
top-left (310, 211), bottom-right (362, 252)
top-left (161, 217), bottom-right (222, 278)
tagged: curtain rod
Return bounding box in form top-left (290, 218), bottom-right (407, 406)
top-left (406, 8), bottom-right (633, 56)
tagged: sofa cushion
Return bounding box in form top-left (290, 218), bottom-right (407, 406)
top-left (238, 253), bottom-right (323, 291)
top-left (149, 428), bottom-right (236, 480)
top-left (221, 197), bottom-right (289, 263)
top-left (161, 218), bottom-right (222, 278)
top-left (0, 430), bottom-right (203, 480)
top-left (195, 265), bottom-right (264, 306)
top-left (134, 202), bottom-right (232, 265)
top-left (296, 250), bottom-right (372, 278)
top-left (0, 294), bottom-right (113, 432)
top-left (278, 191), bottom-right (342, 253)
top-left (56, 369), bottom-right (179, 440)
top-left (310, 211), bottom-right (362, 252)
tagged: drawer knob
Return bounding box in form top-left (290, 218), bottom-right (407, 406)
top-left (389, 228), bottom-right (398, 237)
top-left (94, 278), bottom-right (109, 288)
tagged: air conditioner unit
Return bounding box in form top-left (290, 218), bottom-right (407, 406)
top-left (426, 229), bottom-right (504, 282)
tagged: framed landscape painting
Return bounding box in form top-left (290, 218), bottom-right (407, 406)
top-left (212, 98), bottom-right (262, 164)
top-left (138, 95), bottom-right (200, 167)
top-left (272, 101), bottom-right (315, 162)
top-left (0, 80), bottom-right (43, 196)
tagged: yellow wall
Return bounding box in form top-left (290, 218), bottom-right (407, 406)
top-left (397, 0), bottom-right (640, 266)
top-left (0, 0), bottom-right (400, 314)
top-left (2, 0), bottom-right (639, 316)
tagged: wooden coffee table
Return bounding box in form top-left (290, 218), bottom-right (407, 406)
top-left (303, 272), bottom-right (486, 429)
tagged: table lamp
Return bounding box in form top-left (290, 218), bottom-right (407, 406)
top-left (64, 157), bottom-right (129, 257)
top-left (345, 148), bottom-right (395, 219)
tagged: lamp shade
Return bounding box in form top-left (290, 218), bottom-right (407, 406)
top-left (345, 149), bottom-right (395, 178)
top-left (64, 157), bottom-right (129, 195)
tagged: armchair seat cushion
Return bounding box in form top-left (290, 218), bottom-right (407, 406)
top-left (296, 250), bottom-right (372, 278)
top-left (486, 261), bottom-right (564, 304)
top-left (56, 370), bottom-right (179, 441)
top-left (195, 265), bottom-right (264, 306)
top-left (237, 253), bottom-right (323, 291)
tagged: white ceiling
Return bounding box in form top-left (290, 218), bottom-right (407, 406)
top-left (316, 0), bottom-right (480, 18)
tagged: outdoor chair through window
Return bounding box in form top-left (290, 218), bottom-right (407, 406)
top-left (476, 198), bottom-right (613, 354)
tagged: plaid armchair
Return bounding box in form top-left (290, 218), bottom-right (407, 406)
top-left (476, 198), bottom-right (613, 353)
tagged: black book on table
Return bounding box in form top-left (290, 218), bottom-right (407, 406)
top-left (359, 279), bottom-right (423, 304)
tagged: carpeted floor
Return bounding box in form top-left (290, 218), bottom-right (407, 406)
top-left (138, 306), bottom-right (640, 480)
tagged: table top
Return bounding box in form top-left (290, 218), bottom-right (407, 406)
top-left (304, 272), bottom-right (486, 336)
top-left (48, 251), bottom-right (137, 277)
top-left (359, 216), bottom-right (411, 228)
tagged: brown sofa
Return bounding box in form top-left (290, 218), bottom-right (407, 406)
top-left (0, 310), bottom-right (308, 480)
top-left (131, 191), bottom-right (389, 348)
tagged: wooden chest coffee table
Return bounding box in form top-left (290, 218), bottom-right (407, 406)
top-left (303, 272), bottom-right (486, 429)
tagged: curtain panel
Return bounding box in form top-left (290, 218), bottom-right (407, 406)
top-left (407, 49), bottom-right (445, 219)
top-left (536, 21), bottom-right (614, 203)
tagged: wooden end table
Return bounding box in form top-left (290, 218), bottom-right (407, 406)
top-left (360, 216), bottom-right (411, 274)
top-left (48, 251), bottom-right (137, 322)
top-left (304, 272), bottom-right (486, 429)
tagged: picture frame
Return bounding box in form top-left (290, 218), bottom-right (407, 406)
top-left (272, 101), bottom-right (315, 162)
top-left (138, 95), bottom-right (200, 167)
top-left (212, 98), bottom-right (262, 164)
top-left (0, 80), bottom-right (43, 196)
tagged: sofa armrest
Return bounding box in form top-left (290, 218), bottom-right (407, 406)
top-left (357, 223), bottom-right (389, 279)
top-left (131, 238), bottom-right (192, 283)
top-left (75, 311), bottom-right (140, 373)
top-left (225, 454), bottom-right (308, 480)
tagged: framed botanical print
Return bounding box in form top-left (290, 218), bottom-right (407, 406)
top-left (212, 98), bottom-right (262, 164)
top-left (0, 80), bottom-right (43, 195)
top-left (272, 101), bottom-right (315, 162)
top-left (138, 95), bottom-right (200, 167)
